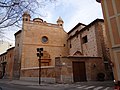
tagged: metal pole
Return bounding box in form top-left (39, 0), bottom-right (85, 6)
top-left (37, 48), bottom-right (43, 85)
top-left (38, 56), bottom-right (41, 85)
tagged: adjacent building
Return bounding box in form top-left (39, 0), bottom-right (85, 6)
top-left (97, 0), bottom-right (120, 82)
top-left (55, 19), bottom-right (112, 83)
top-left (0, 47), bottom-right (15, 79)
top-left (67, 19), bottom-right (112, 78)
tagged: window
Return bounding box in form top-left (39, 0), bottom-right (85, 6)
top-left (82, 35), bottom-right (88, 44)
top-left (3, 56), bottom-right (4, 61)
top-left (70, 44), bottom-right (72, 48)
top-left (60, 24), bottom-right (62, 26)
top-left (25, 18), bottom-right (28, 21)
top-left (41, 36), bottom-right (48, 43)
top-left (76, 35), bottom-right (78, 38)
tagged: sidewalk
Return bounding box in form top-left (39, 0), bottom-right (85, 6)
top-left (0, 79), bottom-right (73, 90)
top-left (0, 79), bottom-right (48, 86)
top-left (0, 79), bottom-right (114, 88)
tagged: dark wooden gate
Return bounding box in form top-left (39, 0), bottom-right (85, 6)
top-left (73, 62), bottom-right (87, 82)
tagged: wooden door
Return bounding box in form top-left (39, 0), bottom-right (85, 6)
top-left (73, 62), bottom-right (86, 82)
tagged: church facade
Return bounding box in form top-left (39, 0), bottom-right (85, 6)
top-left (15, 12), bottom-right (68, 81)
top-left (0, 12), bottom-right (112, 83)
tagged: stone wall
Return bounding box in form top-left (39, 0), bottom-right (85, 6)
top-left (68, 19), bottom-right (105, 57)
top-left (13, 30), bottom-right (22, 79)
top-left (55, 57), bottom-right (73, 83)
top-left (20, 66), bottom-right (55, 83)
top-left (82, 25), bottom-right (99, 57)
top-left (55, 56), bottom-right (105, 83)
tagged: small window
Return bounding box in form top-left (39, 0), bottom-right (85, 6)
top-left (82, 35), bottom-right (88, 44)
top-left (70, 44), bottom-right (72, 48)
top-left (60, 24), bottom-right (62, 26)
top-left (25, 18), bottom-right (28, 21)
top-left (76, 35), bottom-right (78, 38)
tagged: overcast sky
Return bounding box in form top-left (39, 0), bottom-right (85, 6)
top-left (41, 0), bottom-right (103, 31)
top-left (3, 0), bottom-right (103, 44)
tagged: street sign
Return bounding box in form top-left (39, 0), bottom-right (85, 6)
top-left (36, 48), bottom-right (43, 57)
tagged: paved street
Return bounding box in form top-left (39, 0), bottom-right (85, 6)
top-left (0, 79), bottom-right (114, 90)
top-left (0, 83), bottom-right (41, 90)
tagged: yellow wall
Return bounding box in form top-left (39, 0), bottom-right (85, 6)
top-left (101, 0), bottom-right (120, 81)
top-left (20, 17), bottom-right (68, 69)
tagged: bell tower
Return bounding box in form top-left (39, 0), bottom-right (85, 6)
top-left (22, 11), bottom-right (31, 22)
top-left (57, 17), bottom-right (64, 27)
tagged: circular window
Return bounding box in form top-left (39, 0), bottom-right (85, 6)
top-left (42, 36), bottom-right (48, 43)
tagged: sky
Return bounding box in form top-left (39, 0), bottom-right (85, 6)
top-left (3, 0), bottom-right (103, 45)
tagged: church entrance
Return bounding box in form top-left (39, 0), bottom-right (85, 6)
top-left (72, 61), bottom-right (87, 82)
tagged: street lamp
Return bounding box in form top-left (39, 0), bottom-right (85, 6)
top-left (36, 48), bottom-right (43, 85)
